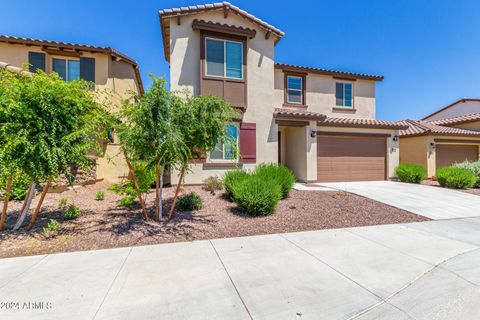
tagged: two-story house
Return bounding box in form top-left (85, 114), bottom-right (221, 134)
top-left (0, 35), bottom-right (144, 183)
top-left (160, 2), bottom-right (407, 184)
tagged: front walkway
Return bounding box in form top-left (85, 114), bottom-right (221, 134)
top-left (1, 217), bottom-right (480, 319)
top-left (318, 181), bottom-right (480, 220)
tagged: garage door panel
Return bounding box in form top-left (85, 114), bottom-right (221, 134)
top-left (436, 144), bottom-right (478, 169)
top-left (317, 135), bottom-right (386, 182)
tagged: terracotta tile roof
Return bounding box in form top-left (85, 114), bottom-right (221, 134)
top-left (0, 35), bottom-right (144, 94)
top-left (275, 63), bottom-right (384, 81)
top-left (400, 120), bottom-right (480, 137)
top-left (159, 2), bottom-right (284, 61)
top-left (192, 19), bottom-right (257, 38)
top-left (320, 117), bottom-right (407, 129)
top-left (273, 108), bottom-right (326, 121)
top-left (421, 98), bottom-right (480, 120)
top-left (428, 112), bottom-right (480, 126)
top-left (0, 61), bottom-right (32, 75)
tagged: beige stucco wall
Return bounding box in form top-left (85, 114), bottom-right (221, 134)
top-left (317, 126), bottom-right (400, 179)
top-left (273, 70), bottom-right (377, 119)
top-left (0, 42), bottom-right (140, 183)
top-left (168, 10), bottom-right (278, 184)
top-left (424, 101), bottom-right (480, 121)
top-left (401, 135), bottom-right (480, 177)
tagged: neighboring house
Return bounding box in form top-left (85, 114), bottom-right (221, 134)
top-left (160, 2), bottom-right (406, 184)
top-left (400, 98), bottom-right (480, 177)
top-left (0, 35), bottom-right (144, 183)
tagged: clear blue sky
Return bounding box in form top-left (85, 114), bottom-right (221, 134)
top-left (1, 0), bottom-right (479, 121)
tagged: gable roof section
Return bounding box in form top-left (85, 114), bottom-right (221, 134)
top-left (0, 35), bottom-right (144, 94)
top-left (421, 98), bottom-right (480, 121)
top-left (275, 64), bottom-right (384, 82)
top-left (427, 112), bottom-right (480, 126)
top-left (159, 2), bottom-right (284, 61)
top-left (273, 108), bottom-right (326, 121)
top-left (400, 120), bottom-right (480, 137)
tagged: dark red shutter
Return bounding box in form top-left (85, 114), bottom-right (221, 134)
top-left (240, 122), bottom-right (256, 163)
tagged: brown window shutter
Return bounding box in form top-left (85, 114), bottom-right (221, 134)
top-left (240, 122), bottom-right (256, 163)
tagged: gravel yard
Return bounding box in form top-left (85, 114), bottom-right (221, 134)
top-left (422, 179), bottom-right (480, 195)
top-left (0, 182), bottom-right (428, 258)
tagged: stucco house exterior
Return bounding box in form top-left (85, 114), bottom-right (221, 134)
top-left (160, 2), bottom-right (407, 184)
top-left (0, 35), bottom-right (144, 183)
top-left (400, 98), bottom-right (480, 177)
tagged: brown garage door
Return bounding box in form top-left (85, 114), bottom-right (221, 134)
top-left (317, 135), bottom-right (387, 182)
top-left (436, 144), bottom-right (478, 169)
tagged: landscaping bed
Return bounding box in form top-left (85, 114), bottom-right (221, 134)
top-left (422, 179), bottom-right (480, 195)
top-left (0, 182), bottom-right (428, 258)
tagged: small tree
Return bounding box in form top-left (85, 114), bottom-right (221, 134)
top-left (117, 76), bottom-right (188, 222)
top-left (168, 94), bottom-right (236, 220)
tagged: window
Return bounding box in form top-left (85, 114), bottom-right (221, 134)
top-left (336, 82), bottom-right (353, 107)
top-left (210, 124), bottom-right (239, 161)
top-left (286, 75), bottom-right (303, 104)
top-left (52, 58), bottom-right (80, 82)
top-left (205, 38), bottom-right (243, 79)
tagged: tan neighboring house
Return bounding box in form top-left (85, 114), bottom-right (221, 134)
top-left (0, 35), bottom-right (144, 183)
top-left (400, 98), bottom-right (480, 177)
top-left (160, 2), bottom-right (407, 184)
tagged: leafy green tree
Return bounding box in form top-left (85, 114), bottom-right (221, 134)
top-left (167, 94), bottom-right (237, 220)
top-left (117, 76), bottom-right (188, 221)
top-left (0, 69), bottom-right (110, 230)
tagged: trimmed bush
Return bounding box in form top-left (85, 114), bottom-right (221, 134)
top-left (177, 192), bottom-right (203, 211)
top-left (43, 219), bottom-right (60, 237)
top-left (453, 160), bottom-right (480, 187)
top-left (395, 163), bottom-right (427, 184)
top-left (436, 167), bottom-right (477, 189)
top-left (63, 204), bottom-right (81, 220)
top-left (119, 196), bottom-right (134, 207)
top-left (223, 170), bottom-right (249, 200)
top-left (202, 176), bottom-right (223, 193)
top-left (255, 164), bottom-right (296, 199)
top-left (233, 175), bottom-right (282, 216)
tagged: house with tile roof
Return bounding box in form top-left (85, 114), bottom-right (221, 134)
top-left (399, 99), bottom-right (480, 177)
top-left (0, 35), bottom-right (144, 183)
top-left (160, 1), bottom-right (407, 184)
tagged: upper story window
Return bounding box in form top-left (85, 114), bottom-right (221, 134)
top-left (287, 75), bottom-right (303, 104)
top-left (205, 38), bottom-right (243, 80)
top-left (52, 58), bottom-right (80, 82)
top-left (336, 82), bottom-right (353, 107)
top-left (210, 124), bottom-right (239, 161)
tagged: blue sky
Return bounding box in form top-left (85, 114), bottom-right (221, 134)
top-left (1, 0), bottom-right (479, 120)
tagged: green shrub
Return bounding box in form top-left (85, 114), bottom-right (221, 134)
top-left (63, 204), bottom-right (81, 220)
top-left (43, 219), bottom-right (60, 237)
top-left (395, 163), bottom-right (427, 184)
top-left (108, 183), bottom-right (123, 195)
top-left (95, 190), bottom-right (105, 201)
top-left (119, 196), bottom-right (134, 207)
top-left (223, 170), bottom-right (249, 200)
top-left (255, 164), bottom-right (296, 199)
top-left (0, 171), bottom-right (31, 201)
top-left (177, 192), bottom-right (203, 211)
top-left (233, 175), bottom-right (282, 216)
top-left (202, 176), bottom-right (223, 193)
top-left (436, 167), bottom-right (477, 189)
top-left (58, 197), bottom-right (69, 208)
top-left (453, 161), bottom-right (480, 187)
top-left (131, 161), bottom-right (156, 193)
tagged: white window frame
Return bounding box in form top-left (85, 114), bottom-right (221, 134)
top-left (208, 123), bottom-right (240, 162)
top-left (204, 37), bottom-right (243, 80)
top-left (51, 57), bottom-right (80, 82)
top-left (335, 81), bottom-right (354, 108)
top-left (286, 75), bottom-right (303, 104)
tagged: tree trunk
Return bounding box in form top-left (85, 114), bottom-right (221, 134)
top-left (13, 181), bottom-right (36, 230)
top-left (168, 165), bottom-right (186, 220)
top-left (0, 175), bottom-right (13, 231)
top-left (124, 153), bottom-right (148, 221)
top-left (155, 165), bottom-right (160, 222)
top-left (155, 166), bottom-right (164, 222)
top-left (27, 181), bottom-right (50, 230)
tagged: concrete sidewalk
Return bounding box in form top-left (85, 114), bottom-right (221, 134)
top-left (1, 217), bottom-right (480, 319)
top-left (318, 181), bottom-right (480, 220)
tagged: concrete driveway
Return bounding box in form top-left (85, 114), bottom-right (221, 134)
top-left (1, 217), bottom-right (480, 320)
top-left (318, 181), bottom-right (480, 220)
